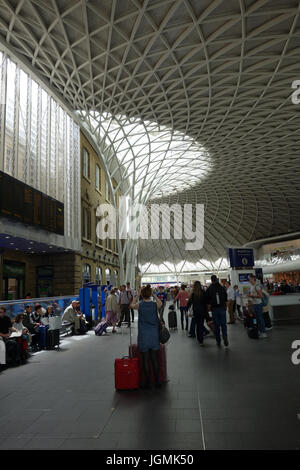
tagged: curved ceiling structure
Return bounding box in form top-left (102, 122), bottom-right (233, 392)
top-left (1, 0), bottom-right (300, 273)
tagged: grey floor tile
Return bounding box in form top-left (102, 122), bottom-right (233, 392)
top-left (0, 437), bottom-right (32, 449)
top-left (205, 432), bottom-right (246, 450)
top-left (0, 420), bottom-right (39, 436)
top-left (95, 432), bottom-right (122, 449)
top-left (25, 437), bottom-right (67, 449)
top-left (1, 320), bottom-right (300, 450)
top-left (175, 419), bottom-right (202, 432)
top-left (59, 438), bottom-right (101, 450)
top-left (103, 419), bottom-right (143, 433)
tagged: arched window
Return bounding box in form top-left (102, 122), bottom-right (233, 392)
top-left (105, 268), bottom-right (111, 284)
top-left (82, 263), bottom-right (91, 282)
top-left (96, 266), bottom-right (102, 284)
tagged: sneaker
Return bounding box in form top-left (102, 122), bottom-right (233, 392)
top-left (216, 341), bottom-right (221, 347)
top-left (259, 333), bottom-right (267, 338)
top-left (223, 338), bottom-right (229, 348)
top-left (188, 334), bottom-right (196, 338)
top-left (265, 326), bottom-right (273, 331)
top-left (199, 342), bottom-right (204, 347)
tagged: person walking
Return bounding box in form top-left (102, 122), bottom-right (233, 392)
top-left (173, 285), bottom-right (180, 308)
top-left (130, 286), bottom-right (162, 389)
top-left (225, 281), bottom-right (236, 324)
top-left (206, 275), bottom-right (229, 348)
top-left (126, 282), bottom-right (135, 323)
top-left (117, 285), bottom-right (132, 328)
top-left (233, 285), bottom-right (242, 319)
top-left (262, 285), bottom-right (272, 330)
top-left (105, 288), bottom-right (118, 333)
top-left (248, 274), bottom-right (267, 338)
top-left (187, 281), bottom-right (209, 345)
top-left (174, 285), bottom-right (190, 331)
top-left (156, 286), bottom-right (167, 323)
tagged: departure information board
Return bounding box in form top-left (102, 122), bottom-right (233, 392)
top-left (0, 171), bottom-right (64, 236)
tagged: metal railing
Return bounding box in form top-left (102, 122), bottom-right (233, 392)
top-left (0, 295), bottom-right (79, 320)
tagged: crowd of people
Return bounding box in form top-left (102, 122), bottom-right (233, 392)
top-left (0, 299), bottom-right (92, 373)
top-left (0, 274), bottom-right (274, 385)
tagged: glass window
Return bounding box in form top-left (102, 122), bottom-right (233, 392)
top-left (96, 164), bottom-right (100, 190)
top-left (82, 207), bottom-right (91, 240)
top-left (105, 181), bottom-right (111, 201)
top-left (0, 53), bottom-right (80, 247)
top-left (83, 147), bottom-right (90, 179)
top-left (82, 264), bottom-right (91, 282)
top-left (96, 267), bottom-right (102, 284)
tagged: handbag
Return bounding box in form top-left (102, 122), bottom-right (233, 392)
top-left (159, 321), bottom-right (170, 344)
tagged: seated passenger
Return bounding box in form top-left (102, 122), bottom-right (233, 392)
top-left (23, 305), bottom-right (40, 350)
top-left (12, 314), bottom-right (31, 345)
top-left (42, 305), bottom-right (54, 325)
top-left (75, 301), bottom-right (88, 334)
top-left (31, 304), bottom-right (43, 324)
top-left (0, 306), bottom-right (18, 372)
top-left (62, 301), bottom-right (81, 335)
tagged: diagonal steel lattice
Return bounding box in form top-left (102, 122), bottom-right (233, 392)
top-left (0, 0), bottom-right (300, 276)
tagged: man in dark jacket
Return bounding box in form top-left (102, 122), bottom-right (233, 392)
top-left (206, 275), bottom-right (229, 348)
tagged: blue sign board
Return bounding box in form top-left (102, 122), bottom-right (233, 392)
top-left (255, 268), bottom-right (263, 283)
top-left (228, 248), bottom-right (254, 268)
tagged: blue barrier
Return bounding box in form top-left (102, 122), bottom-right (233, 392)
top-left (0, 295), bottom-right (79, 320)
top-left (79, 283), bottom-right (112, 321)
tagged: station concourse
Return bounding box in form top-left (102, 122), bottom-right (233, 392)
top-left (0, 0), bottom-right (300, 452)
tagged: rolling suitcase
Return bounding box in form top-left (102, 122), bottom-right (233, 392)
top-left (115, 320), bottom-right (140, 390)
top-left (114, 357), bottom-right (139, 390)
top-left (168, 310), bottom-right (177, 329)
top-left (38, 325), bottom-right (49, 349)
top-left (129, 343), bottom-right (167, 385)
top-left (94, 321), bottom-right (108, 336)
top-left (46, 329), bottom-right (60, 350)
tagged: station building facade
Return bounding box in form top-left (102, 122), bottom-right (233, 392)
top-left (0, 49), bottom-right (121, 300)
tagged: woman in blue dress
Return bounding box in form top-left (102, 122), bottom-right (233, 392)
top-left (130, 285), bottom-right (162, 389)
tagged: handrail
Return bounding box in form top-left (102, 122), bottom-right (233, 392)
top-left (0, 294), bottom-right (78, 306)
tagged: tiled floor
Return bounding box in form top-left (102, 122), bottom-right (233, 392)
top-left (1, 308), bottom-right (300, 450)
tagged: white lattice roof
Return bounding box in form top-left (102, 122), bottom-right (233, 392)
top-left (0, 0), bottom-right (300, 272)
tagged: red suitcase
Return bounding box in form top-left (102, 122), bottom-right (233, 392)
top-left (129, 344), bottom-right (167, 385)
top-left (114, 357), bottom-right (139, 390)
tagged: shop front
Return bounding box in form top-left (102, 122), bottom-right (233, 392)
top-left (2, 260), bottom-right (25, 300)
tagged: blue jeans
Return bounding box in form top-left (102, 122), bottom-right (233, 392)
top-left (189, 316), bottom-right (209, 338)
top-left (253, 303), bottom-right (266, 333)
top-left (212, 307), bottom-right (227, 344)
top-left (189, 316), bottom-right (196, 336)
top-left (180, 307), bottom-right (188, 329)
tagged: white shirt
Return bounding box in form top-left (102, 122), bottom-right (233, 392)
top-left (234, 289), bottom-right (241, 305)
top-left (227, 286), bottom-right (235, 301)
top-left (249, 284), bottom-right (262, 305)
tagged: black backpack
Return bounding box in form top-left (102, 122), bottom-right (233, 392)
top-left (208, 283), bottom-right (227, 308)
top-left (247, 327), bottom-right (259, 339)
